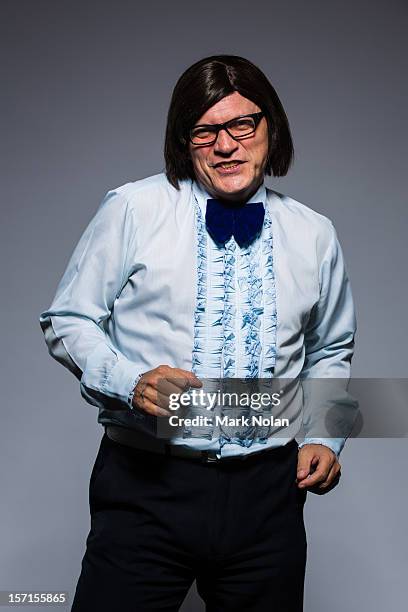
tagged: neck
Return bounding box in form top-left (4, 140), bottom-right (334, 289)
top-left (200, 181), bottom-right (264, 205)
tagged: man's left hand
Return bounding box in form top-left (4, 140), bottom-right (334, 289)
top-left (296, 444), bottom-right (341, 495)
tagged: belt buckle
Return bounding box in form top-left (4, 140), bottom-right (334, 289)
top-left (202, 450), bottom-right (219, 464)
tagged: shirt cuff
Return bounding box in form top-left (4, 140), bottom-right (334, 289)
top-left (102, 356), bottom-right (145, 409)
top-left (297, 437), bottom-right (345, 458)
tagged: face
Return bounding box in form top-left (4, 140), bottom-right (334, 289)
top-left (188, 92), bottom-right (269, 203)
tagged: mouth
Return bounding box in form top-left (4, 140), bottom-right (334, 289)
top-left (212, 160), bottom-right (245, 172)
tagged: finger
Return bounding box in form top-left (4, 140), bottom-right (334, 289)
top-left (142, 384), bottom-right (172, 410)
top-left (137, 370), bottom-right (184, 398)
top-left (297, 445), bottom-right (335, 482)
top-left (137, 394), bottom-right (171, 417)
top-left (139, 373), bottom-right (197, 407)
top-left (318, 463), bottom-right (340, 489)
top-left (309, 469), bottom-right (341, 495)
top-left (133, 380), bottom-right (171, 416)
top-left (296, 450), bottom-right (314, 481)
top-left (154, 377), bottom-right (189, 397)
top-left (145, 366), bottom-right (202, 391)
top-left (166, 369), bottom-right (203, 389)
top-left (298, 458), bottom-right (334, 488)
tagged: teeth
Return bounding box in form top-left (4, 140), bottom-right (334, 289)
top-left (219, 162), bottom-right (239, 168)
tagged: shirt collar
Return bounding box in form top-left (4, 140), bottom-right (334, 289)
top-left (192, 179), bottom-right (267, 217)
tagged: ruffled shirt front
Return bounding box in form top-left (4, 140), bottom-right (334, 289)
top-left (191, 180), bottom-right (277, 380)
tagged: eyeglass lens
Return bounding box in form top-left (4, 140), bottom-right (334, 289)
top-left (190, 116), bottom-right (258, 145)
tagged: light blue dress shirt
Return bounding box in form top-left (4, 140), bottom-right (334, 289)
top-left (39, 173), bottom-right (357, 458)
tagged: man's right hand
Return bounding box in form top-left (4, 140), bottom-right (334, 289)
top-left (131, 365), bottom-right (202, 417)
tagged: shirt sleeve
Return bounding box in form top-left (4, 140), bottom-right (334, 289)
top-left (39, 189), bottom-right (142, 411)
top-left (298, 222), bottom-right (358, 458)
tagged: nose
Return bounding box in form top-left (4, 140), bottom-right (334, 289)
top-left (213, 128), bottom-right (239, 154)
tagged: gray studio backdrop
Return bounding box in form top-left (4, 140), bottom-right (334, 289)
top-left (1, 1), bottom-right (407, 611)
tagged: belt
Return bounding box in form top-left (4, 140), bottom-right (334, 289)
top-left (105, 425), bottom-right (296, 464)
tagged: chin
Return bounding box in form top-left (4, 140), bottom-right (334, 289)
top-left (214, 178), bottom-right (252, 197)
top-left (218, 185), bottom-right (254, 201)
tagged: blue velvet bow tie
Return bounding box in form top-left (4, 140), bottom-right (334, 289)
top-left (205, 199), bottom-right (265, 248)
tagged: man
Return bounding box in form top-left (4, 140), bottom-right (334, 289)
top-left (39, 55), bottom-right (356, 611)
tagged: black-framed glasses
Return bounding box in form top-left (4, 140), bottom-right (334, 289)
top-left (189, 112), bottom-right (265, 146)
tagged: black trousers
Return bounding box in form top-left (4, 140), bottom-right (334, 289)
top-left (71, 433), bottom-right (307, 612)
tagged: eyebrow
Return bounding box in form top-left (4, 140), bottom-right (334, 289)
top-left (192, 113), bottom-right (255, 128)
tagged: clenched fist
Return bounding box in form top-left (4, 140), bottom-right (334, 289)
top-left (296, 444), bottom-right (341, 494)
top-left (131, 365), bottom-right (202, 417)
